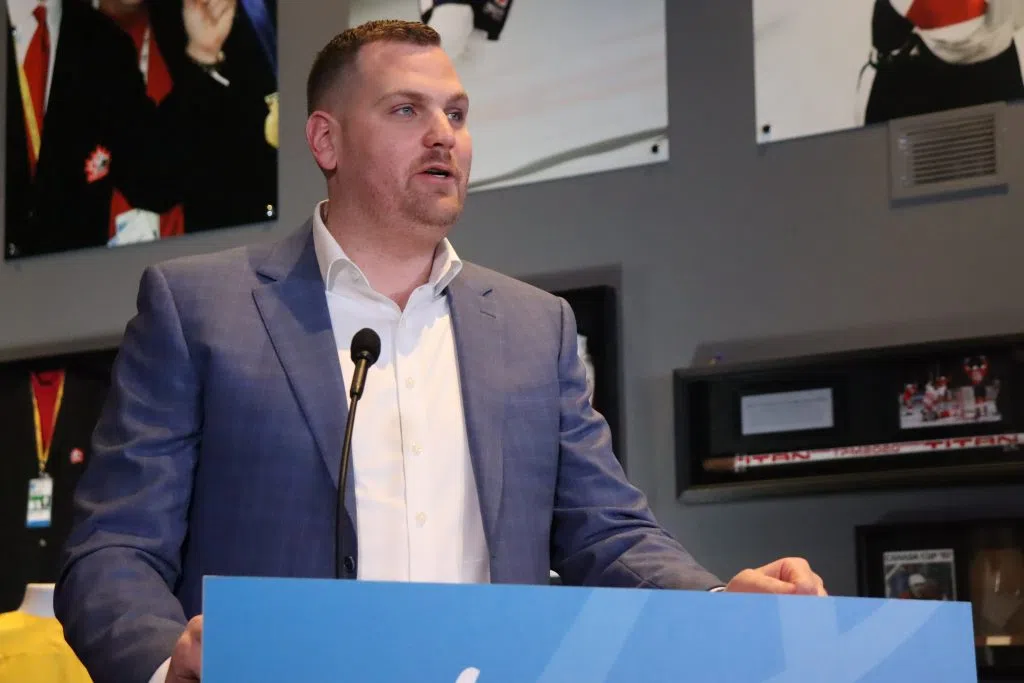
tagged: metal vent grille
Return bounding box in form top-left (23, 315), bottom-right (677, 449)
top-left (889, 102), bottom-right (1006, 200)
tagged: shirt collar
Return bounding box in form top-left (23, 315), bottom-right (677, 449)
top-left (311, 200), bottom-right (462, 299)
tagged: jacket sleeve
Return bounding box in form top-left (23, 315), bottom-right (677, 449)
top-left (548, 298), bottom-right (724, 591)
top-left (54, 265), bottom-right (202, 683)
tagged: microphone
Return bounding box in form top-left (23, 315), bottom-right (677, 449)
top-left (336, 327), bottom-right (381, 579)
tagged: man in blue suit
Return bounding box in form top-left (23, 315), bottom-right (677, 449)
top-left (55, 19), bottom-right (825, 683)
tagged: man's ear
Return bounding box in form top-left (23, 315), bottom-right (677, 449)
top-left (306, 111), bottom-right (340, 172)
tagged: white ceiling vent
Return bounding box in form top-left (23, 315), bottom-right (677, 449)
top-left (889, 102), bottom-right (1007, 201)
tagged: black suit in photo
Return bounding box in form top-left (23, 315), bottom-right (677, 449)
top-left (146, 0), bottom-right (278, 234)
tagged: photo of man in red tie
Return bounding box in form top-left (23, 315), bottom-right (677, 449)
top-left (3, 0), bottom-right (277, 261)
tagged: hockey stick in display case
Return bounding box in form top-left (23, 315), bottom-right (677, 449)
top-left (675, 332), bottom-right (1024, 503)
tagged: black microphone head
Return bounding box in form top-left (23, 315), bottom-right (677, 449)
top-left (351, 328), bottom-right (381, 365)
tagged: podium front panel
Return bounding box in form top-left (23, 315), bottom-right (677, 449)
top-left (202, 576), bottom-right (976, 682)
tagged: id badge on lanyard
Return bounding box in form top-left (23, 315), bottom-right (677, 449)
top-left (26, 372), bottom-right (65, 529)
top-left (26, 475), bottom-right (52, 528)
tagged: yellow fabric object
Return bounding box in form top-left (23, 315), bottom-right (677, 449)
top-left (0, 611), bottom-right (92, 682)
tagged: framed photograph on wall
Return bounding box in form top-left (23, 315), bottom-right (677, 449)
top-left (4, 0), bottom-right (279, 260)
top-left (346, 0), bottom-right (670, 192)
top-left (674, 332), bottom-right (1024, 503)
top-left (0, 342), bottom-right (119, 613)
top-left (753, 0), bottom-right (1024, 145)
top-left (857, 517), bottom-right (1024, 680)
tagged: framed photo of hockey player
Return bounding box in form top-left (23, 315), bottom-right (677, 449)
top-left (857, 517), bottom-right (1024, 678)
top-left (753, 0), bottom-right (1024, 144)
top-left (898, 351), bottom-right (1007, 430)
top-left (346, 0), bottom-right (670, 191)
top-left (675, 332), bottom-right (1024, 503)
top-left (882, 548), bottom-right (957, 600)
top-left (3, 0), bottom-right (279, 261)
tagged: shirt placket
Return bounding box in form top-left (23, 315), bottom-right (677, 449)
top-left (395, 306), bottom-right (434, 581)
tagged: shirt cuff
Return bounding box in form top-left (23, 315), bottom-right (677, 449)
top-left (149, 657), bottom-right (171, 683)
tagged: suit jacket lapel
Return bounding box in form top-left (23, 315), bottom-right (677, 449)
top-left (6, 17), bottom-right (31, 190)
top-left (251, 225), bottom-right (353, 516)
top-left (447, 269), bottom-right (504, 555)
top-left (36, 2), bottom-right (78, 184)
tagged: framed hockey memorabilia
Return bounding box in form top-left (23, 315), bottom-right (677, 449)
top-left (0, 343), bottom-right (118, 613)
top-left (674, 332), bottom-right (1024, 503)
top-left (857, 517), bottom-right (1024, 679)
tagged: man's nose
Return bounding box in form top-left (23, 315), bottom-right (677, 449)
top-left (425, 111), bottom-right (456, 148)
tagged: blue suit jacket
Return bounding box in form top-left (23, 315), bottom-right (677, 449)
top-left (55, 222), bottom-right (722, 683)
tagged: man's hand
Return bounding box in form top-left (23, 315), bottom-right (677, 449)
top-left (167, 615), bottom-right (203, 683)
top-left (184, 0), bottom-right (236, 65)
top-left (725, 557), bottom-right (827, 596)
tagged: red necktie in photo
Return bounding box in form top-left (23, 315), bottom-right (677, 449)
top-left (20, 4), bottom-right (50, 175)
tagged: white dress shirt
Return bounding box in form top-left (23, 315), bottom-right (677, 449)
top-left (313, 201), bottom-right (490, 584)
top-left (7, 0), bottom-right (60, 109)
top-left (150, 205), bottom-right (490, 681)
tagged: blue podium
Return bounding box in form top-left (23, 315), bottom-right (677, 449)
top-left (201, 576), bottom-right (977, 682)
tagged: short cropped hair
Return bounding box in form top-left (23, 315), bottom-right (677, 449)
top-left (306, 20), bottom-right (442, 116)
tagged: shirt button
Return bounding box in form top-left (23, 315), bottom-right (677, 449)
top-left (411, 443), bottom-right (422, 456)
top-left (416, 512), bottom-right (427, 527)
top-left (405, 377), bottom-right (415, 389)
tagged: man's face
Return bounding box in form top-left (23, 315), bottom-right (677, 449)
top-left (335, 41), bottom-right (472, 234)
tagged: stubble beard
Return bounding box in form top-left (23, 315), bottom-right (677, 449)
top-left (402, 193), bottom-right (463, 230)
top-left (399, 174), bottom-right (467, 232)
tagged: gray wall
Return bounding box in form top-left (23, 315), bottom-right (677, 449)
top-left (2, 1), bottom-right (1023, 595)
